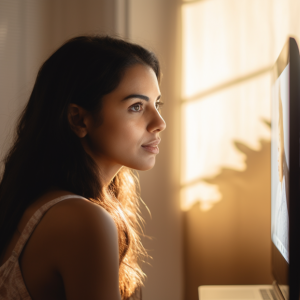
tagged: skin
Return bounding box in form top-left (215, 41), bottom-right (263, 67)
top-left (0, 64), bottom-right (166, 300)
top-left (69, 63), bottom-right (166, 186)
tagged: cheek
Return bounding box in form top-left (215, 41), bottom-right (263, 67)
top-left (95, 118), bottom-right (144, 154)
top-left (88, 116), bottom-right (157, 170)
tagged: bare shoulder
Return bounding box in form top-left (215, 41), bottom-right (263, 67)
top-left (40, 197), bottom-right (118, 251)
top-left (36, 197), bottom-right (121, 300)
top-left (45, 197), bottom-right (117, 236)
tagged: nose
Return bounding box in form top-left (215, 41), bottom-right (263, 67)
top-left (147, 108), bottom-right (166, 133)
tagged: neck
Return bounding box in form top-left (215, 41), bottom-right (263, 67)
top-left (97, 162), bottom-right (123, 187)
top-left (80, 140), bottom-right (123, 187)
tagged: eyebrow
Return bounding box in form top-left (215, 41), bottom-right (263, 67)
top-left (122, 94), bottom-right (161, 102)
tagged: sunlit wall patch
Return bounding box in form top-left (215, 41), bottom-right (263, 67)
top-left (181, 181), bottom-right (222, 212)
top-left (180, 0), bottom-right (277, 211)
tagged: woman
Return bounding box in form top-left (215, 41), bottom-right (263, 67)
top-left (0, 35), bottom-right (166, 300)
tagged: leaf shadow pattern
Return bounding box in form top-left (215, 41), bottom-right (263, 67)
top-left (183, 139), bottom-right (273, 300)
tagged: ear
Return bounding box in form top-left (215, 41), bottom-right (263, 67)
top-left (68, 104), bottom-right (90, 138)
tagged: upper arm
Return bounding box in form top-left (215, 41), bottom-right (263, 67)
top-left (47, 199), bottom-right (121, 300)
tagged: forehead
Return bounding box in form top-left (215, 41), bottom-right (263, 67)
top-left (114, 64), bottom-right (160, 96)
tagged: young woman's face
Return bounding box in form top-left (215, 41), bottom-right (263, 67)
top-left (84, 64), bottom-right (166, 173)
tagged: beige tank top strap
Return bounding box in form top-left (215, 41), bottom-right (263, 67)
top-left (11, 195), bottom-right (86, 259)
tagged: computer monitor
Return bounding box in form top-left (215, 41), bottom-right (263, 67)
top-left (271, 37), bottom-right (300, 300)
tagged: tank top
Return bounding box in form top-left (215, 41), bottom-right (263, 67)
top-left (0, 195), bottom-right (86, 299)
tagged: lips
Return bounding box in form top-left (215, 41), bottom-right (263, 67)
top-left (142, 138), bottom-right (161, 147)
top-left (141, 138), bottom-right (161, 154)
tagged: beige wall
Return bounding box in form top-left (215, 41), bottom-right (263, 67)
top-left (184, 140), bottom-right (273, 300)
top-left (0, 0), bottom-right (116, 159)
top-left (41, 0), bottom-right (116, 55)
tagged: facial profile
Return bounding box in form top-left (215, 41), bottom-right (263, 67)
top-left (69, 64), bottom-right (166, 176)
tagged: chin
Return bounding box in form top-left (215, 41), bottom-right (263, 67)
top-left (138, 165), bottom-right (155, 171)
top-left (128, 158), bottom-right (156, 171)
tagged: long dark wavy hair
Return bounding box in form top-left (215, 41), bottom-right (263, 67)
top-left (0, 35), bottom-right (161, 299)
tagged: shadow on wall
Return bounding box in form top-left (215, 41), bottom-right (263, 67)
top-left (183, 139), bottom-right (273, 300)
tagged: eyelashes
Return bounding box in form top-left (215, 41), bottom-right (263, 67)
top-left (129, 100), bottom-right (164, 113)
top-left (156, 100), bottom-right (164, 110)
top-left (129, 102), bottom-right (143, 112)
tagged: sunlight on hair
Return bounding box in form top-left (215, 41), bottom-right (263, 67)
top-left (126, 172), bottom-right (135, 185)
top-left (178, 0), bottom-right (297, 211)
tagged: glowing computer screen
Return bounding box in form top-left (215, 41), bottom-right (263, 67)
top-left (271, 63), bottom-right (289, 264)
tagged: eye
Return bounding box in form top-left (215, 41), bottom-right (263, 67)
top-left (129, 102), bottom-right (143, 112)
top-left (155, 100), bottom-right (164, 111)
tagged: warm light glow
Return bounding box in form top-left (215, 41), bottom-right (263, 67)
top-left (181, 181), bottom-right (222, 211)
top-left (180, 73), bottom-right (271, 211)
top-left (181, 0), bottom-right (275, 100)
top-left (179, 0), bottom-right (299, 211)
top-left (181, 73), bottom-right (271, 183)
